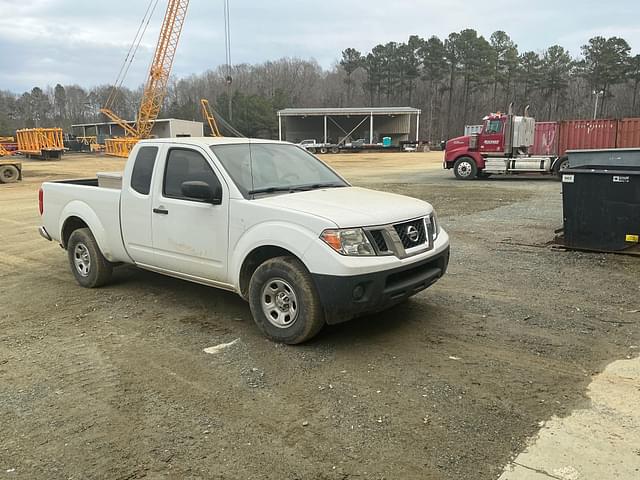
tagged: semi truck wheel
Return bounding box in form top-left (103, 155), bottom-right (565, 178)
top-left (307, 147), bottom-right (317, 154)
top-left (319, 147), bottom-right (328, 154)
top-left (553, 156), bottom-right (569, 178)
top-left (453, 157), bottom-right (477, 180)
top-left (330, 146), bottom-right (340, 154)
top-left (67, 228), bottom-right (113, 288)
top-left (248, 256), bottom-right (325, 344)
top-left (0, 165), bottom-right (19, 183)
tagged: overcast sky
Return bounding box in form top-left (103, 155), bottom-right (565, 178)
top-left (0, 0), bottom-right (638, 92)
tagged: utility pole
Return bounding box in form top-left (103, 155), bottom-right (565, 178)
top-left (592, 90), bottom-right (604, 119)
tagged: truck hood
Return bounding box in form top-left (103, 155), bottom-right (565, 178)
top-left (256, 186), bottom-right (433, 227)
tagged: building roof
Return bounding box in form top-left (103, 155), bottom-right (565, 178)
top-left (71, 118), bottom-right (201, 128)
top-left (277, 107), bottom-right (421, 117)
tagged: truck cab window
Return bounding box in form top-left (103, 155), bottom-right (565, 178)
top-left (163, 148), bottom-right (221, 200)
top-left (485, 120), bottom-right (502, 134)
top-left (130, 146), bottom-right (158, 195)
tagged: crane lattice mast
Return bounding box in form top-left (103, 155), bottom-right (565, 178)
top-left (100, 0), bottom-right (189, 156)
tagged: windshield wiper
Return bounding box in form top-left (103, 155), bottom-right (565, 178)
top-left (248, 183), bottom-right (344, 195)
top-left (248, 186), bottom-right (296, 195)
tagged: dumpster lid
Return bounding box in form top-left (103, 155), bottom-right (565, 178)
top-left (566, 164), bottom-right (640, 175)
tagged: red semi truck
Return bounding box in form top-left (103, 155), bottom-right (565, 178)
top-left (444, 109), bottom-right (640, 179)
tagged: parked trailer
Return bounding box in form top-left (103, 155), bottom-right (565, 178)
top-left (445, 111), bottom-right (640, 179)
top-left (17, 128), bottom-right (65, 159)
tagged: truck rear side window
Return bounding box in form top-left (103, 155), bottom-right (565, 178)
top-left (131, 146), bottom-right (158, 195)
top-left (163, 148), bottom-right (221, 200)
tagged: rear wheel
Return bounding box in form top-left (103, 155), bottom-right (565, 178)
top-left (67, 228), bottom-right (113, 288)
top-left (319, 146), bottom-right (329, 154)
top-left (554, 156), bottom-right (569, 178)
top-left (307, 147), bottom-right (317, 154)
top-left (0, 165), bottom-right (19, 183)
top-left (453, 156), bottom-right (478, 180)
top-left (330, 146), bottom-right (340, 154)
top-left (248, 256), bottom-right (325, 344)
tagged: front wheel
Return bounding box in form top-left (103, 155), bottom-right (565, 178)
top-left (67, 228), bottom-right (113, 288)
top-left (248, 256), bottom-right (325, 344)
top-left (453, 156), bottom-right (478, 180)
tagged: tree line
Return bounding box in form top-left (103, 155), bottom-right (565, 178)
top-left (1, 30), bottom-right (639, 142)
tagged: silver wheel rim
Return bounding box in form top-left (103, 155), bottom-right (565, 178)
top-left (260, 278), bottom-right (299, 328)
top-left (457, 161), bottom-right (472, 177)
top-left (73, 243), bottom-right (91, 277)
top-left (560, 160), bottom-right (569, 171)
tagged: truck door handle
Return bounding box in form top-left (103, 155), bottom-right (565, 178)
top-left (153, 207), bottom-right (169, 215)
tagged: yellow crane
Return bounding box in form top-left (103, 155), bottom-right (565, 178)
top-left (101, 0), bottom-right (190, 157)
top-left (200, 99), bottom-right (222, 137)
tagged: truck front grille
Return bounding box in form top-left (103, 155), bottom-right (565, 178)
top-left (393, 219), bottom-right (427, 249)
top-left (368, 230), bottom-right (389, 252)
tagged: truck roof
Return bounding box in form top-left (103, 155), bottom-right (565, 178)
top-left (138, 137), bottom-right (288, 148)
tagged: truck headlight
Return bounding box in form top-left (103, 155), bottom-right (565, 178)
top-left (320, 228), bottom-right (375, 256)
top-left (431, 211), bottom-right (440, 240)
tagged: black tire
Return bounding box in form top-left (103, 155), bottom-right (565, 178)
top-left (330, 146), bottom-right (340, 154)
top-left (553, 156), bottom-right (569, 179)
top-left (0, 165), bottom-right (19, 183)
top-left (67, 228), bottom-right (113, 288)
top-left (453, 156), bottom-right (478, 180)
top-left (248, 256), bottom-right (325, 344)
top-left (307, 147), bottom-right (317, 154)
top-left (319, 147), bottom-right (329, 154)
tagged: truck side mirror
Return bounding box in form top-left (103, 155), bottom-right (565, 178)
top-left (181, 181), bottom-right (222, 205)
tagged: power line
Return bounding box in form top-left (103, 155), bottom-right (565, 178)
top-left (105, 0), bottom-right (160, 110)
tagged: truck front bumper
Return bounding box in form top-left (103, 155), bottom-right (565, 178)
top-left (312, 246), bottom-right (450, 324)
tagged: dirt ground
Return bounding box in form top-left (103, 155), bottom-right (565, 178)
top-left (1, 151), bottom-right (639, 479)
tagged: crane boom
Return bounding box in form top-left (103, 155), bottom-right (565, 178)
top-left (200, 99), bottom-right (222, 137)
top-left (100, 0), bottom-right (189, 156)
top-left (136, 0), bottom-right (189, 139)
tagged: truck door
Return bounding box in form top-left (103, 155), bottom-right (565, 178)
top-left (149, 146), bottom-right (229, 283)
top-left (120, 145), bottom-right (160, 266)
top-left (479, 118), bottom-right (504, 154)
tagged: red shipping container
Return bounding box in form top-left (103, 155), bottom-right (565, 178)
top-left (531, 122), bottom-right (559, 155)
top-left (557, 119), bottom-right (618, 156)
top-left (616, 118), bottom-right (640, 148)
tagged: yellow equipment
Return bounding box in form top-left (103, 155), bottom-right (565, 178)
top-left (16, 128), bottom-right (65, 159)
top-left (0, 136), bottom-right (15, 143)
top-left (0, 144), bottom-right (15, 157)
top-left (76, 136), bottom-right (103, 152)
top-left (200, 99), bottom-right (222, 137)
top-left (104, 138), bottom-right (138, 157)
top-left (101, 0), bottom-right (190, 157)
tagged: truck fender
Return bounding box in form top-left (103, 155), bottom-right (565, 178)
top-left (551, 156), bottom-right (567, 172)
top-left (229, 221), bottom-right (318, 288)
top-left (58, 200), bottom-right (115, 261)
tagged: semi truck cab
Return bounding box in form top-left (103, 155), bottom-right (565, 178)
top-left (444, 107), bottom-right (566, 180)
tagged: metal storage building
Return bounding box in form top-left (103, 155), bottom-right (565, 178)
top-left (277, 107), bottom-right (421, 145)
top-left (71, 118), bottom-right (203, 144)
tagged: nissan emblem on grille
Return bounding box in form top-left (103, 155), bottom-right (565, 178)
top-left (406, 225), bottom-right (420, 243)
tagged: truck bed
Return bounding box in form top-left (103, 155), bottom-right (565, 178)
top-left (40, 179), bottom-right (129, 263)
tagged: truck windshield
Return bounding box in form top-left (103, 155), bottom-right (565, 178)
top-left (210, 143), bottom-right (348, 197)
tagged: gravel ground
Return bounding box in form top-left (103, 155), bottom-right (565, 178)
top-left (1, 152), bottom-right (638, 479)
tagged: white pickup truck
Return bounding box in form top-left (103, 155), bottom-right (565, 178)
top-left (39, 138), bottom-right (449, 343)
